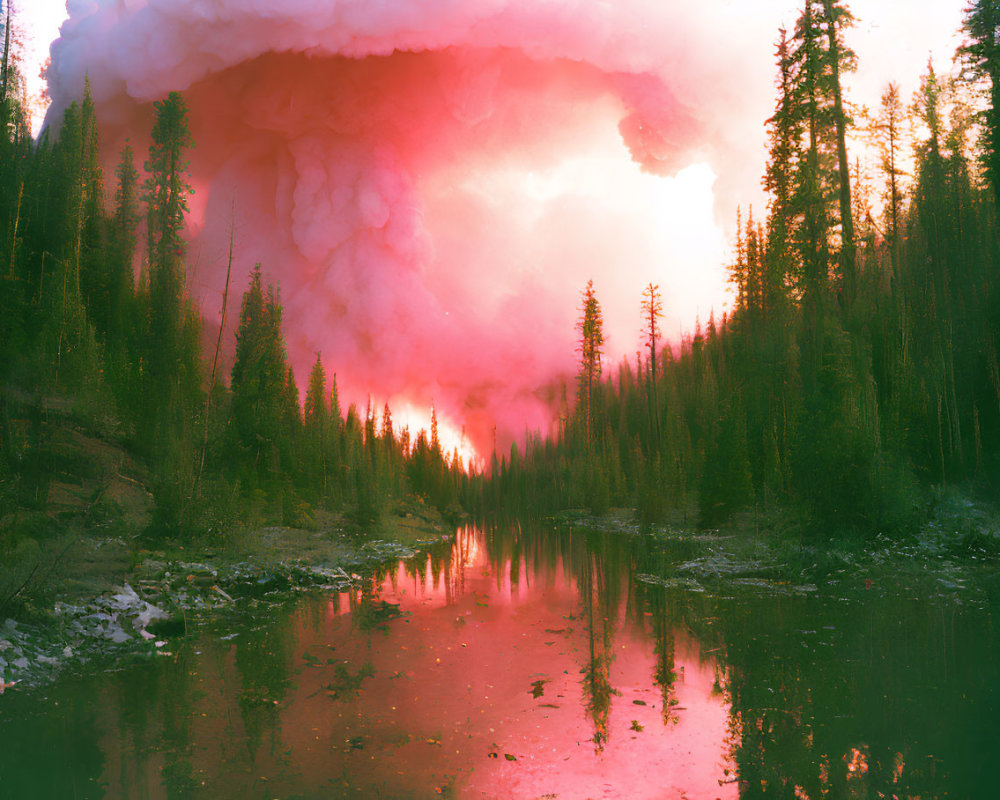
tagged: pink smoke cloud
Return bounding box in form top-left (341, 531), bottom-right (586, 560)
top-left (44, 0), bottom-right (763, 455)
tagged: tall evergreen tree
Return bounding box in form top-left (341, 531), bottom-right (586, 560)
top-left (764, 28), bottom-right (800, 298)
top-left (229, 265), bottom-right (291, 484)
top-left (873, 83), bottom-right (907, 261)
top-left (576, 280), bottom-right (605, 444)
top-left (144, 91), bottom-right (194, 279)
top-left (76, 78), bottom-right (111, 341)
top-left (821, 0), bottom-right (858, 306)
top-left (640, 283), bottom-right (663, 445)
top-left (138, 91), bottom-right (201, 457)
top-left (962, 0), bottom-right (1000, 208)
top-left (0, 4), bottom-right (28, 149)
top-left (108, 142), bottom-right (140, 341)
top-left (303, 353), bottom-right (330, 497)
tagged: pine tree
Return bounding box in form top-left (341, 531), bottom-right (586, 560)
top-left (138, 91), bottom-right (201, 456)
top-left (229, 265), bottom-right (291, 484)
top-left (76, 78), bottom-right (109, 340)
top-left (640, 283), bottom-right (663, 447)
top-left (962, 0), bottom-right (1000, 208)
top-left (303, 354), bottom-right (329, 497)
top-left (280, 363), bottom-right (301, 480)
top-left (108, 142), bottom-right (140, 340)
top-left (764, 28), bottom-right (800, 299)
top-left (576, 280), bottom-right (605, 444)
top-left (31, 97), bottom-right (102, 395)
top-left (821, 0), bottom-right (857, 306)
top-left (873, 83), bottom-right (906, 260)
top-left (144, 91), bottom-right (194, 279)
top-left (0, 5), bottom-right (29, 150)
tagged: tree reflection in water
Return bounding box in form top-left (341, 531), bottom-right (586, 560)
top-left (17, 521), bottom-right (997, 797)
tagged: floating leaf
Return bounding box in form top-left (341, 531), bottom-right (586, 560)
top-left (504, 753), bottom-right (517, 762)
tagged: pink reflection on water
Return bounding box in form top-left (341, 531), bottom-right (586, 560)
top-left (282, 527), bottom-right (737, 799)
top-left (93, 527), bottom-right (737, 798)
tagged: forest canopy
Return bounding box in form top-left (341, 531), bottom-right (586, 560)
top-left (2, 1), bottom-right (1000, 543)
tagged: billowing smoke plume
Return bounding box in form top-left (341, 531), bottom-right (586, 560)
top-left (44, 0), bottom-right (772, 455)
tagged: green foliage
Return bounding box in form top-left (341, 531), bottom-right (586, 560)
top-left (7, 6), bottom-right (1000, 553)
top-left (637, 451), bottom-right (667, 527)
top-left (301, 353), bottom-right (331, 498)
top-left (353, 450), bottom-right (383, 527)
top-left (575, 279), bottom-right (605, 442)
top-left (699, 395), bottom-right (754, 529)
top-left (483, 7), bottom-right (1000, 545)
top-left (144, 91), bottom-right (194, 274)
top-left (0, 45), bottom-right (486, 549)
top-left (961, 0), bottom-right (1000, 206)
top-left (229, 265), bottom-right (293, 485)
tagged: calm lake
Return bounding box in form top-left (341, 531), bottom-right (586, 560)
top-left (1, 522), bottom-right (997, 799)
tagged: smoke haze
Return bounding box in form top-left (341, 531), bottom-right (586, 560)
top-left (43, 0), bottom-right (776, 454)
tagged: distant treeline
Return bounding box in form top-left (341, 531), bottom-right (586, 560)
top-left (485, 1), bottom-right (1000, 535)
top-left (0, 28), bottom-right (470, 537)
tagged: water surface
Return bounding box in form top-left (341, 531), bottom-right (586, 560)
top-left (0, 523), bottom-right (996, 798)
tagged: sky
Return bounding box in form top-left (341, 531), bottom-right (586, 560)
top-left (13, 0), bottom-right (968, 458)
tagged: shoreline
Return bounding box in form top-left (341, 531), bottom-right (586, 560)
top-left (0, 504), bottom-right (458, 694)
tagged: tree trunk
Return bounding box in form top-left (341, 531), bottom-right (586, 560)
top-left (823, 0), bottom-right (856, 307)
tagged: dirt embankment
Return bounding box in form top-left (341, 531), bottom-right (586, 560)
top-left (0, 393), bottom-right (461, 691)
top-left (2, 392), bottom-right (456, 604)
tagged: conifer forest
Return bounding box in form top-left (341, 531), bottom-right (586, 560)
top-left (1, 2), bottom-right (1000, 799)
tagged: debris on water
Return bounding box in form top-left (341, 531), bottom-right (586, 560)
top-left (319, 661), bottom-right (375, 700)
top-left (676, 552), bottom-right (778, 579)
top-left (636, 571), bottom-right (817, 597)
top-left (212, 586), bottom-right (234, 603)
top-left (635, 574), bottom-right (705, 592)
top-left (729, 578), bottom-right (818, 596)
top-left (350, 540), bottom-right (418, 563)
top-left (355, 600), bottom-right (404, 632)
